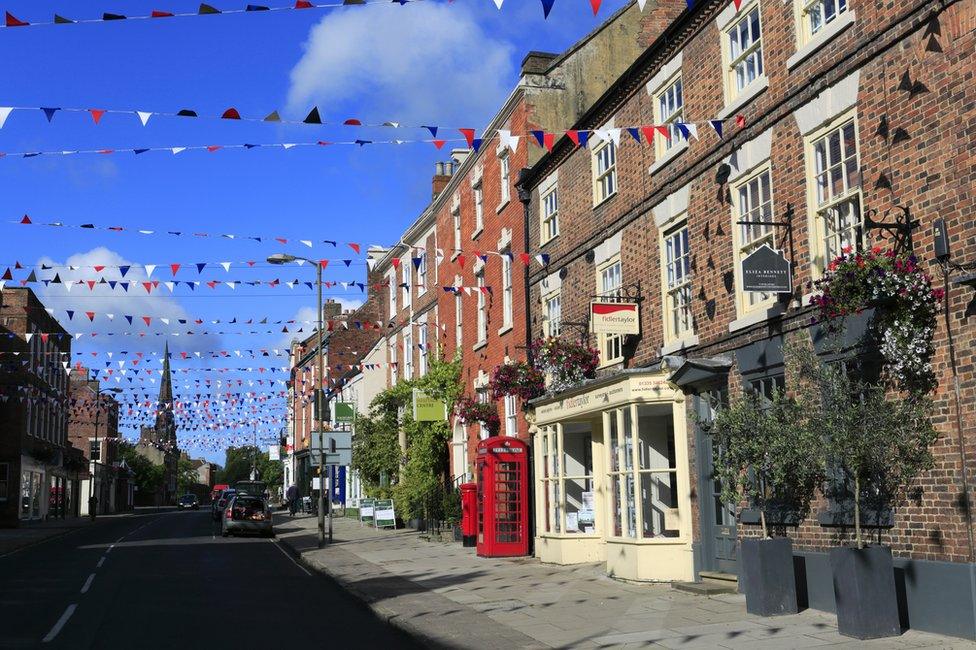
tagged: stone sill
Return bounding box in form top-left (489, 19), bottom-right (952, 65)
top-left (716, 76), bottom-right (769, 120)
top-left (660, 334), bottom-right (699, 356)
top-left (649, 140), bottom-right (688, 176)
top-left (787, 12), bottom-right (856, 70)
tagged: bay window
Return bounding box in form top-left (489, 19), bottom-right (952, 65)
top-left (539, 425), bottom-right (595, 535)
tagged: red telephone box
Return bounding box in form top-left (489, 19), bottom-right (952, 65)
top-left (476, 436), bottom-right (529, 557)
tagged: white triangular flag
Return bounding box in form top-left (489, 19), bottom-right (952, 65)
top-left (282, 143), bottom-right (296, 150)
top-left (220, 262), bottom-right (231, 272)
top-left (637, 0), bottom-right (646, 8)
top-left (494, 0), bottom-right (503, 7)
top-left (145, 264), bottom-right (156, 278)
top-left (164, 282), bottom-right (175, 292)
top-left (607, 128), bottom-right (622, 146)
top-left (136, 111), bottom-right (152, 126)
top-left (300, 240), bottom-right (312, 248)
top-left (172, 147), bottom-right (186, 155)
top-left (0, 107), bottom-right (13, 129)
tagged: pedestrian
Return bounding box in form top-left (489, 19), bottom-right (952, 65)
top-left (88, 495), bottom-right (98, 521)
top-left (286, 484), bottom-right (298, 517)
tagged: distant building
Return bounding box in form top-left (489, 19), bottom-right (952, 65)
top-left (134, 343), bottom-right (179, 505)
top-left (0, 287), bottom-right (81, 527)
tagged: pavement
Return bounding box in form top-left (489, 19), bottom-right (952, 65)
top-left (0, 507), bottom-right (418, 649)
top-left (275, 512), bottom-right (976, 650)
top-left (0, 509), bottom-right (168, 557)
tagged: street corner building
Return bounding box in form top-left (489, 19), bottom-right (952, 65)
top-left (0, 287), bottom-right (83, 526)
top-left (516, 0), bottom-right (976, 639)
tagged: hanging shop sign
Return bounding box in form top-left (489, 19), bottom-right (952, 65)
top-left (590, 301), bottom-right (640, 335)
top-left (741, 245), bottom-right (792, 293)
top-left (334, 402), bottom-right (355, 424)
top-left (412, 389), bottom-right (447, 422)
top-left (269, 445), bottom-right (280, 461)
top-left (374, 499), bottom-right (396, 528)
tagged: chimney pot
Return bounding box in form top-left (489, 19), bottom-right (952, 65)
top-left (435, 161), bottom-right (444, 176)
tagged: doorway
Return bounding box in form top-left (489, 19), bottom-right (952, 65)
top-left (694, 391), bottom-right (738, 575)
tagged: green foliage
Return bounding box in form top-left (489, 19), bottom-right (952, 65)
top-left (176, 457), bottom-right (198, 495)
top-left (790, 341), bottom-right (938, 548)
top-left (217, 446), bottom-right (281, 488)
top-left (352, 354), bottom-right (462, 519)
top-left (700, 360), bottom-right (825, 537)
top-left (118, 441), bottom-right (163, 497)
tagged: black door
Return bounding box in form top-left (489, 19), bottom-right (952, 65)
top-left (695, 391), bottom-right (738, 575)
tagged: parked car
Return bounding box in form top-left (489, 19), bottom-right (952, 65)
top-left (177, 494), bottom-right (199, 510)
top-left (211, 489), bottom-right (236, 521)
top-left (221, 495), bottom-right (274, 538)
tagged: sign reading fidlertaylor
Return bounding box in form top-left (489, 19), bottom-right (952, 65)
top-left (741, 244), bottom-right (792, 293)
top-left (590, 301), bottom-right (640, 335)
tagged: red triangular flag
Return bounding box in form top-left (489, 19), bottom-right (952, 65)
top-left (655, 125), bottom-right (670, 139)
top-left (543, 133), bottom-right (555, 151)
top-left (457, 255), bottom-right (466, 268)
top-left (86, 280), bottom-right (96, 290)
top-left (459, 128), bottom-right (476, 147)
top-left (86, 312), bottom-right (95, 321)
top-left (641, 126), bottom-right (657, 143)
top-left (170, 264), bottom-right (181, 276)
top-left (735, 114), bottom-right (746, 128)
top-left (142, 316), bottom-right (152, 326)
top-left (432, 140), bottom-right (446, 150)
top-left (391, 258), bottom-right (401, 269)
top-left (94, 265), bottom-right (105, 272)
top-left (5, 12), bottom-right (29, 27)
top-left (151, 10), bottom-right (174, 17)
top-left (1, 268), bottom-right (11, 281)
top-left (295, 0), bottom-right (313, 7)
top-left (566, 130), bottom-right (580, 147)
top-left (733, 0), bottom-right (743, 9)
top-left (590, 0), bottom-right (602, 14)
top-left (318, 260), bottom-right (328, 269)
top-left (221, 108), bottom-right (241, 120)
top-left (20, 215), bottom-right (31, 224)
top-left (519, 253), bottom-right (531, 265)
top-left (206, 145), bottom-right (222, 152)
top-left (348, 243), bottom-right (361, 254)
top-left (89, 109), bottom-right (106, 124)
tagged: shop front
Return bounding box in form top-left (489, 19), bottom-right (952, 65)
top-left (530, 369), bottom-right (695, 583)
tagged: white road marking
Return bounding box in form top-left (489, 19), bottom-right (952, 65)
top-left (97, 557), bottom-right (106, 568)
top-left (271, 540), bottom-right (311, 576)
top-left (105, 544), bottom-right (115, 554)
top-left (42, 604), bottom-right (76, 643)
top-left (81, 573), bottom-right (95, 594)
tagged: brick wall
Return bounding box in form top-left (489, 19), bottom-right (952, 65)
top-left (524, 0), bottom-right (976, 563)
top-left (67, 372), bottom-right (120, 465)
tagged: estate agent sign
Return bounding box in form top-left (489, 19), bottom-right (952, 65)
top-left (334, 402), bottom-right (355, 424)
top-left (741, 244), bottom-right (792, 293)
top-left (590, 301), bottom-right (640, 335)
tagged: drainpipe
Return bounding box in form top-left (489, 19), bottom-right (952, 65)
top-left (516, 169), bottom-right (534, 366)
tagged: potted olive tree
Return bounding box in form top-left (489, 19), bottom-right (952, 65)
top-left (702, 370), bottom-right (824, 617)
top-left (806, 248), bottom-right (941, 639)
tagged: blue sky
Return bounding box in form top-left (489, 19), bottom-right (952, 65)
top-left (0, 0), bottom-right (629, 463)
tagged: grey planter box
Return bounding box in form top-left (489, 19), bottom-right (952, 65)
top-left (830, 545), bottom-right (901, 639)
top-left (741, 538), bottom-right (799, 617)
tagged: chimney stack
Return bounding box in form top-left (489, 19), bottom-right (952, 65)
top-left (322, 299), bottom-right (343, 321)
top-left (432, 160), bottom-right (453, 200)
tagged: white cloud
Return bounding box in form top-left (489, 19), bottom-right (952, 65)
top-left (286, 3), bottom-right (516, 126)
top-left (34, 247), bottom-right (222, 356)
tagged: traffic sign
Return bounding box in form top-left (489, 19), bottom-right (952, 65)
top-left (310, 431), bottom-right (351, 453)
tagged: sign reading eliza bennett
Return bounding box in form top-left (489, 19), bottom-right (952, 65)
top-left (591, 301), bottom-right (640, 335)
top-left (741, 244), bottom-right (792, 293)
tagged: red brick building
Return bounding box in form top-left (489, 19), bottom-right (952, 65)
top-left (0, 287), bottom-right (78, 526)
top-left (67, 370), bottom-right (122, 515)
top-left (520, 0), bottom-right (976, 638)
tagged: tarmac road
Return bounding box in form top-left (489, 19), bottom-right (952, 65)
top-left (0, 508), bottom-right (419, 649)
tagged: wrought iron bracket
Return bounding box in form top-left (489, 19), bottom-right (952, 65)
top-left (863, 205), bottom-right (919, 255)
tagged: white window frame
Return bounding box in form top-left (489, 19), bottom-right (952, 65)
top-left (501, 252), bottom-right (513, 330)
top-left (418, 323), bottom-right (428, 376)
top-left (805, 112), bottom-right (863, 275)
top-left (661, 221), bottom-right (694, 343)
top-left (653, 75), bottom-right (684, 159)
top-left (504, 394), bottom-right (517, 437)
top-left (543, 290), bottom-right (562, 338)
top-left (597, 257), bottom-right (624, 367)
top-left (403, 330), bottom-right (414, 379)
top-left (473, 182), bottom-right (484, 236)
top-left (454, 292), bottom-right (463, 350)
top-left (592, 140), bottom-right (617, 205)
top-left (389, 337), bottom-right (398, 387)
top-left (498, 152), bottom-right (511, 208)
top-left (417, 253), bottom-right (428, 296)
top-left (797, 0), bottom-right (850, 47)
top-left (388, 272), bottom-right (397, 317)
top-left (452, 207), bottom-right (461, 256)
top-left (732, 166), bottom-right (778, 315)
top-left (401, 263), bottom-right (411, 310)
top-left (475, 272), bottom-right (487, 346)
top-left (541, 185), bottom-right (559, 244)
top-left (723, 3), bottom-right (765, 103)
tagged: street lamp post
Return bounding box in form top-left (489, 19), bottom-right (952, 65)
top-left (268, 252), bottom-right (331, 547)
top-left (89, 385), bottom-right (123, 520)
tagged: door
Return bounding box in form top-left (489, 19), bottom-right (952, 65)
top-left (695, 391), bottom-right (738, 575)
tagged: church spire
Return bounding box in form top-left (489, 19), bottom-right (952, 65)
top-left (153, 342), bottom-right (177, 447)
top-left (159, 341), bottom-right (172, 404)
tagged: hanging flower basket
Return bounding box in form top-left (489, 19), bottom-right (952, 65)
top-left (811, 247), bottom-right (941, 392)
top-left (531, 337), bottom-right (600, 394)
top-left (454, 396), bottom-right (501, 436)
top-left (489, 361), bottom-right (546, 401)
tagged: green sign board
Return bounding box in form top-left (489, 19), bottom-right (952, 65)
top-left (334, 402), bottom-right (355, 424)
top-left (412, 389), bottom-right (447, 422)
top-left (373, 499), bottom-right (396, 528)
top-left (359, 498), bottom-right (375, 525)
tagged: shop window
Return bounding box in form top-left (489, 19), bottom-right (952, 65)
top-left (733, 167), bottom-right (777, 314)
top-left (807, 113), bottom-right (862, 273)
top-left (0, 462), bottom-right (8, 501)
top-left (539, 425), bottom-right (594, 535)
top-left (637, 406), bottom-right (680, 538)
top-left (607, 408), bottom-right (637, 538)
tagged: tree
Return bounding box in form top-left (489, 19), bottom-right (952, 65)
top-left (176, 457), bottom-right (199, 495)
top-left (118, 441), bottom-right (163, 498)
top-left (217, 446), bottom-right (282, 488)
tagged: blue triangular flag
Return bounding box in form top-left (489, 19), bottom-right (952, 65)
top-left (41, 107), bottom-right (60, 122)
top-left (709, 120), bottom-right (724, 138)
top-left (626, 127), bottom-right (641, 143)
top-left (577, 131), bottom-right (590, 148)
top-left (66, 310), bottom-right (74, 320)
top-left (531, 130), bottom-right (545, 147)
top-left (196, 263), bottom-right (207, 273)
top-left (423, 125), bottom-right (438, 138)
top-left (675, 123), bottom-right (691, 140)
top-left (541, 0), bottom-right (556, 18)
top-left (471, 138), bottom-right (483, 153)
top-left (133, 148), bottom-right (149, 154)
top-left (412, 257), bottom-right (423, 269)
top-left (119, 265), bottom-right (130, 277)
top-left (124, 315), bottom-right (133, 325)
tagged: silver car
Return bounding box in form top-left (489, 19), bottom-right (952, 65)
top-left (221, 495), bottom-right (274, 537)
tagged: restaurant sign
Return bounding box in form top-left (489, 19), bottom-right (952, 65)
top-left (741, 245), bottom-right (792, 293)
top-left (590, 301), bottom-right (640, 335)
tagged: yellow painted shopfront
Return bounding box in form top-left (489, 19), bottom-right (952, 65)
top-left (530, 369), bottom-right (695, 582)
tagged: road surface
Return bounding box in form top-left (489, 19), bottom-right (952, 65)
top-left (0, 509), bottom-right (419, 649)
